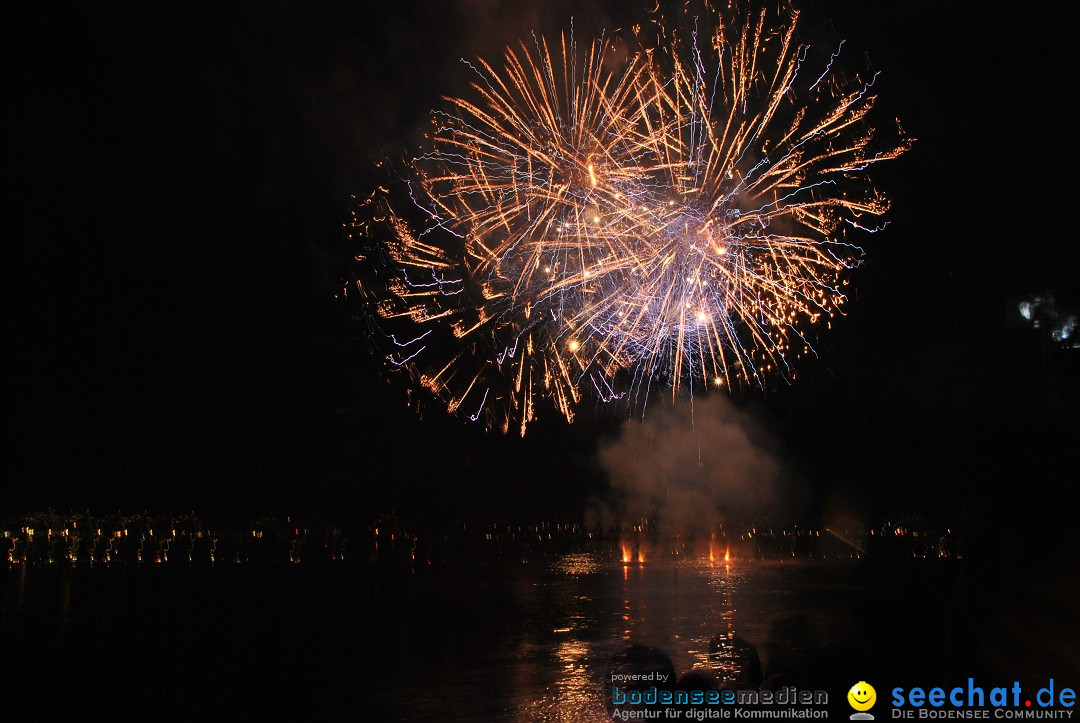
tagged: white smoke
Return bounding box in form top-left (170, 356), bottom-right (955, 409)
top-left (590, 395), bottom-right (799, 531)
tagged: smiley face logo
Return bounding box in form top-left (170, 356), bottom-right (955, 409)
top-left (848, 681), bottom-right (877, 712)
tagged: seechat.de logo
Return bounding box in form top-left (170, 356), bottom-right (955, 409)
top-left (849, 681), bottom-right (878, 720)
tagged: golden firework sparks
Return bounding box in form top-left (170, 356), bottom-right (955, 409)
top-left (350, 1), bottom-right (910, 434)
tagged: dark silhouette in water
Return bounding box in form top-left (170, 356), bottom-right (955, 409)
top-left (761, 612), bottom-right (821, 689)
top-left (611, 617), bottom-right (862, 714)
top-left (710, 633), bottom-right (763, 688)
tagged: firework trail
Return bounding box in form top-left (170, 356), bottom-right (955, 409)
top-left (348, 1), bottom-right (910, 434)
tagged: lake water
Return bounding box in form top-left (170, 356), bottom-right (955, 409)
top-left (1, 555), bottom-right (970, 718)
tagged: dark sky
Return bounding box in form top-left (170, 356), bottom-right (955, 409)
top-left (10, 1), bottom-right (1078, 544)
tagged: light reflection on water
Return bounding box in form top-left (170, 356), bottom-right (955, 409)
top-left (372, 552), bottom-right (877, 722)
top-left (2, 551), bottom-right (968, 717)
top-left (511, 556), bottom-right (752, 722)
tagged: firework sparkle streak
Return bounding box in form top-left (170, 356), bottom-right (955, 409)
top-left (348, 1), bottom-right (911, 434)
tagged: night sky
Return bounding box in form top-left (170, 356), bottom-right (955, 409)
top-left (10, 0), bottom-right (1078, 557)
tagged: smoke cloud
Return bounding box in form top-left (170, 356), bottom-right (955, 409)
top-left (590, 395), bottom-right (799, 532)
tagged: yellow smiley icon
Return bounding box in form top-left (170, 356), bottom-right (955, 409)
top-left (848, 681), bottom-right (877, 711)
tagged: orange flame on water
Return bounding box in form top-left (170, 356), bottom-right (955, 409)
top-left (709, 538), bottom-right (732, 564)
top-left (621, 540), bottom-right (646, 563)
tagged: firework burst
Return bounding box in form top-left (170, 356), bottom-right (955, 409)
top-left (348, 1), bottom-right (910, 434)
